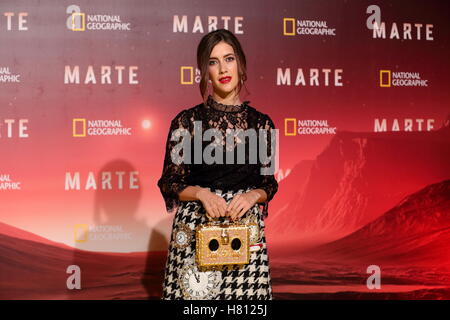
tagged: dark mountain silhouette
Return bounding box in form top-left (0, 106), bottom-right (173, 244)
top-left (268, 180), bottom-right (450, 300)
top-left (0, 227), bottom-right (166, 300)
top-left (267, 122), bottom-right (450, 246)
top-left (269, 160), bottom-right (314, 221)
top-left (306, 179), bottom-right (450, 266)
top-left (0, 222), bottom-right (72, 249)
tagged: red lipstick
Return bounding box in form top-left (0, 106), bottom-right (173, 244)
top-left (219, 76), bottom-right (231, 84)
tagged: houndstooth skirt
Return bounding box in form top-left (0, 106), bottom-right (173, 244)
top-left (161, 187), bottom-right (273, 300)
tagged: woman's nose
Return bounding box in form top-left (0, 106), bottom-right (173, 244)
top-left (219, 62), bottom-right (227, 74)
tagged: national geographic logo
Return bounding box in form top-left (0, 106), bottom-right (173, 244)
top-left (74, 224), bottom-right (88, 242)
top-left (1, 12), bottom-right (28, 31)
top-left (283, 17), bottom-right (336, 36)
top-left (0, 66), bottom-right (20, 83)
top-left (285, 118), bottom-right (337, 136)
top-left (74, 224), bottom-right (132, 243)
top-left (0, 174), bottom-right (21, 190)
top-left (66, 5), bottom-right (132, 31)
top-left (173, 15), bottom-right (244, 34)
top-left (180, 66), bottom-right (201, 84)
top-left (379, 70), bottom-right (428, 87)
top-left (72, 119), bottom-right (132, 137)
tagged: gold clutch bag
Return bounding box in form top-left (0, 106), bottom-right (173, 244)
top-left (195, 218), bottom-right (250, 269)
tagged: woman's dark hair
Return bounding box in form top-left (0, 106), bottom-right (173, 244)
top-left (197, 29), bottom-right (249, 105)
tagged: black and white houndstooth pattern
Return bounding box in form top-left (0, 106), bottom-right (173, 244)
top-left (162, 187), bottom-right (273, 300)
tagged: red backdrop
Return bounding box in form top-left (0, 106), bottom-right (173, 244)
top-left (1, 0), bottom-right (449, 299)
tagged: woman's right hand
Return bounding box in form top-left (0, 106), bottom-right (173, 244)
top-left (196, 188), bottom-right (228, 218)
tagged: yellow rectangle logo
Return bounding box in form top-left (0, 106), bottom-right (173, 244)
top-left (284, 118), bottom-right (297, 136)
top-left (283, 18), bottom-right (296, 36)
top-left (71, 13), bottom-right (85, 31)
top-left (180, 66), bottom-right (194, 84)
top-left (73, 118), bottom-right (86, 137)
top-left (74, 224), bottom-right (88, 243)
top-left (380, 70), bottom-right (391, 87)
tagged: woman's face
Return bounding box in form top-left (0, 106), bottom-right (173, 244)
top-left (208, 41), bottom-right (239, 96)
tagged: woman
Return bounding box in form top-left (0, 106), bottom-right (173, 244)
top-left (157, 29), bottom-right (278, 300)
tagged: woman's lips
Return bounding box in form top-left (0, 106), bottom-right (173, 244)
top-left (219, 76), bottom-right (231, 84)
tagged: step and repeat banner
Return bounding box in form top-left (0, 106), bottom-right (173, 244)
top-left (1, 0), bottom-right (449, 299)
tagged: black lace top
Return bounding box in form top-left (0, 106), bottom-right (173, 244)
top-left (157, 94), bottom-right (278, 219)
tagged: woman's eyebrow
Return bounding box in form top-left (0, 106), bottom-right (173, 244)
top-left (209, 53), bottom-right (234, 59)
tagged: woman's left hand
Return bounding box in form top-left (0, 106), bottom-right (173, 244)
top-left (226, 190), bottom-right (260, 221)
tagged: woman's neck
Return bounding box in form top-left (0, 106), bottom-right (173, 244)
top-left (211, 92), bottom-right (241, 106)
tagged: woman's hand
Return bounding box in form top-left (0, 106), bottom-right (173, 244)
top-left (226, 190), bottom-right (261, 221)
top-left (196, 188), bottom-right (228, 218)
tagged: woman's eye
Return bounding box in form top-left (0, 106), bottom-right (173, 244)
top-left (209, 57), bottom-right (234, 65)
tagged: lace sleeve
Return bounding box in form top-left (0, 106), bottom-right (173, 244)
top-left (256, 114), bottom-right (278, 219)
top-left (157, 110), bottom-right (192, 214)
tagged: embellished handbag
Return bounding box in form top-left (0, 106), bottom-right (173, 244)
top-left (195, 217), bottom-right (250, 269)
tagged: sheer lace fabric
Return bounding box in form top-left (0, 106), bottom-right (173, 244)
top-left (157, 94), bottom-right (278, 219)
